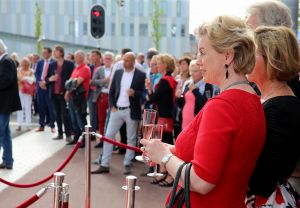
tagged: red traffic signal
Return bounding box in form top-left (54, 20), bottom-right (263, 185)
top-left (90, 5), bottom-right (105, 39)
top-left (92, 11), bottom-right (101, 17)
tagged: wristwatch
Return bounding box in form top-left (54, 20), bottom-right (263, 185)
top-left (161, 153), bottom-right (174, 167)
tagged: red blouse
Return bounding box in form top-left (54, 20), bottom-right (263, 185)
top-left (167, 89), bottom-right (266, 208)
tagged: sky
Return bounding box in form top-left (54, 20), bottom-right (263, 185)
top-left (189, 0), bottom-right (258, 33)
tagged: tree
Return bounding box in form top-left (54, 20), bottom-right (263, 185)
top-left (151, 0), bottom-right (164, 51)
top-left (35, 2), bottom-right (43, 55)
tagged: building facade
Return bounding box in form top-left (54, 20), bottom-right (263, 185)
top-left (0, 0), bottom-right (190, 58)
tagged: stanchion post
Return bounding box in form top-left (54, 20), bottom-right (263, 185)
top-left (53, 172), bottom-right (65, 208)
top-left (61, 183), bottom-right (69, 208)
top-left (85, 125), bottom-right (92, 208)
top-left (122, 176), bottom-right (140, 208)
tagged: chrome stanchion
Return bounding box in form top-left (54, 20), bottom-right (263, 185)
top-left (84, 125), bottom-right (92, 208)
top-left (122, 175), bottom-right (140, 208)
top-left (62, 183), bottom-right (69, 208)
top-left (53, 172), bottom-right (65, 208)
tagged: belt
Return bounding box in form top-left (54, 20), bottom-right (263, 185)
top-left (117, 106), bottom-right (129, 110)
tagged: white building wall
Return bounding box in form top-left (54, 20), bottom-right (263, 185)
top-left (0, 0), bottom-right (190, 58)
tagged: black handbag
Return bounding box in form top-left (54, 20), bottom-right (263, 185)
top-left (167, 162), bottom-right (193, 208)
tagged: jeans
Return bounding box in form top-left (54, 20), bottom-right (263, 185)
top-left (69, 99), bottom-right (87, 141)
top-left (101, 108), bottom-right (138, 167)
top-left (0, 114), bottom-right (13, 166)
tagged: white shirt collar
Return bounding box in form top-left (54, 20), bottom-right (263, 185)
top-left (123, 68), bottom-right (135, 74)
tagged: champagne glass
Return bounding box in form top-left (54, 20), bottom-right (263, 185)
top-left (135, 109), bottom-right (157, 162)
top-left (147, 124), bottom-right (164, 177)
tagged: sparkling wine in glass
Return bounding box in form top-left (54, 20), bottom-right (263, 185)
top-left (143, 124), bottom-right (154, 140)
top-left (147, 124), bottom-right (164, 177)
top-left (135, 109), bottom-right (157, 162)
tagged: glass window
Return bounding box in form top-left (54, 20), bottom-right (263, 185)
top-left (121, 23), bottom-right (125, 36)
top-left (69, 21), bottom-right (75, 35)
top-left (139, 24), bottom-right (148, 36)
top-left (181, 25), bottom-right (185, 37)
top-left (139, 0), bottom-right (144, 17)
top-left (148, 0), bottom-right (153, 16)
top-left (101, 0), bottom-right (107, 8)
top-left (130, 23), bottom-right (134, 36)
top-left (111, 0), bottom-right (116, 16)
top-left (176, 0), bottom-right (181, 16)
top-left (161, 24), bottom-right (167, 36)
top-left (111, 23), bottom-right (115, 36)
top-left (160, 0), bottom-right (167, 16)
top-left (171, 24), bottom-right (176, 37)
top-left (130, 0), bottom-right (135, 16)
top-left (83, 22), bottom-right (88, 35)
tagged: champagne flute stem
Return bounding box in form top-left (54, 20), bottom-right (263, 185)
top-left (153, 164), bottom-right (158, 174)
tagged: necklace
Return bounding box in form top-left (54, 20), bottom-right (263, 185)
top-left (223, 80), bottom-right (250, 91)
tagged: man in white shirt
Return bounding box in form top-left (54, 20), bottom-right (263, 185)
top-left (91, 52), bottom-right (146, 175)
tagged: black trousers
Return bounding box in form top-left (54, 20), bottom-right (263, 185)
top-left (52, 94), bottom-right (72, 137)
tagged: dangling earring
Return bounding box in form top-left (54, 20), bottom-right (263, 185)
top-left (225, 64), bottom-right (229, 79)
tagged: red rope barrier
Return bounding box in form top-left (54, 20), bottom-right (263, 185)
top-left (94, 133), bottom-right (142, 153)
top-left (16, 194), bottom-right (39, 208)
top-left (0, 139), bottom-right (82, 188)
top-left (16, 187), bottom-right (47, 208)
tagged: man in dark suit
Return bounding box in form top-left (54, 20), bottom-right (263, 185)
top-left (46, 45), bottom-right (74, 141)
top-left (0, 39), bottom-right (21, 169)
top-left (35, 47), bottom-right (56, 133)
top-left (91, 52), bottom-right (146, 175)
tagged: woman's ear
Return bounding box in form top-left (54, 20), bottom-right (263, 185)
top-left (225, 49), bottom-right (235, 65)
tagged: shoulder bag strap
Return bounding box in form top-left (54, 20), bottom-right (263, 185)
top-left (167, 162), bottom-right (188, 208)
top-left (184, 163), bottom-right (193, 208)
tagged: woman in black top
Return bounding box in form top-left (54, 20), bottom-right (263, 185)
top-left (146, 53), bottom-right (177, 145)
top-left (246, 26), bottom-right (300, 207)
top-left (146, 53), bottom-right (177, 187)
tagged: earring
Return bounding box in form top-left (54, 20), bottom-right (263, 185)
top-left (225, 64), bottom-right (229, 79)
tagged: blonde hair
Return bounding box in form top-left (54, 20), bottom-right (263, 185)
top-left (247, 0), bottom-right (292, 28)
top-left (21, 57), bottom-right (31, 66)
top-left (254, 26), bottom-right (300, 81)
top-left (197, 15), bottom-right (256, 75)
top-left (156, 53), bottom-right (176, 74)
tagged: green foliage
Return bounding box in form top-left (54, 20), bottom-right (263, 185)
top-left (151, 0), bottom-right (164, 50)
top-left (35, 2), bottom-right (43, 55)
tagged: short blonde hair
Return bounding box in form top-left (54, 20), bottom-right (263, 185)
top-left (197, 15), bottom-right (256, 75)
top-left (156, 53), bottom-right (176, 74)
top-left (254, 26), bottom-right (300, 81)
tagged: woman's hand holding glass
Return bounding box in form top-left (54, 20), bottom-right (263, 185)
top-left (140, 138), bottom-right (172, 166)
top-left (135, 109), bottom-right (157, 162)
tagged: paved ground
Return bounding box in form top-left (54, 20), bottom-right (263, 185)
top-left (0, 114), bottom-right (299, 207)
top-left (0, 114), bottom-right (170, 207)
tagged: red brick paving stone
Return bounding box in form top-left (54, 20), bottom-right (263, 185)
top-left (0, 141), bottom-right (170, 207)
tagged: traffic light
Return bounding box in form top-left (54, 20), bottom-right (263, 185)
top-left (90, 4), bottom-right (105, 39)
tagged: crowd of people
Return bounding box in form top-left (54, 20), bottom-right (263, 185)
top-left (0, 0), bottom-right (300, 207)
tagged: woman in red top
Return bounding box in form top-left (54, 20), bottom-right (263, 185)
top-left (141, 15), bottom-right (266, 208)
